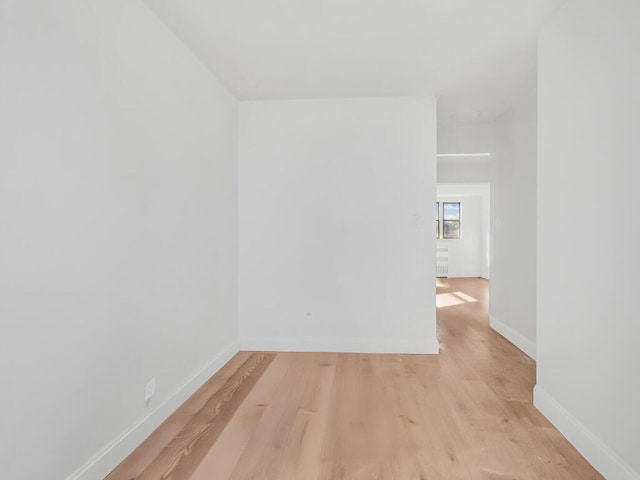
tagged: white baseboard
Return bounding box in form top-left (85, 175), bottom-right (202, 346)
top-left (489, 315), bottom-right (536, 360)
top-left (446, 272), bottom-right (481, 278)
top-left (64, 340), bottom-right (240, 480)
top-left (240, 337), bottom-right (440, 355)
top-left (534, 385), bottom-right (640, 480)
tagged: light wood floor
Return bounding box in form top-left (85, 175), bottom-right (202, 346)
top-left (108, 278), bottom-right (603, 480)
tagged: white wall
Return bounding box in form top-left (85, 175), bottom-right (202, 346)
top-left (437, 157), bottom-right (491, 183)
top-left (239, 97), bottom-right (438, 354)
top-left (480, 185), bottom-right (491, 280)
top-left (438, 122), bottom-right (493, 154)
top-left (437, 122), bottom-right (492, 183)
top-left (0, 2), bottom-right (238, 479)
top-left (436, 184), bottom-right (490, 279)
top-left (535, 1), bottom-right (640, 479)
top-left (489, 89), bottom-right (537, 360)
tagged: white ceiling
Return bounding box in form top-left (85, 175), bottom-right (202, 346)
top-left (144, 0), bottom-right (565, 123)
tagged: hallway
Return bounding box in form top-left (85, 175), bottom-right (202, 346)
top-left (108, 278), bottom-right (602, 480)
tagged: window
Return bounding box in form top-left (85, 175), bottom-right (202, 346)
top-left (435, 202), bottom-right (440, 238)
top-left (442, 202), bottom-right (461, 239)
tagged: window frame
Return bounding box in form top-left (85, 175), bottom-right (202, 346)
top-left (442, 202), bottom-right (461, 239)
top-left (435, 201), bottom-right (440, 239)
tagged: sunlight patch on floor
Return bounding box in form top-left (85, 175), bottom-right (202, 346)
top-left (436, 293), bottom-right (465, 308)
top-left (452, 291), bottom-right (477, 303)
top-left (436, 291), bottom-right (478, 308)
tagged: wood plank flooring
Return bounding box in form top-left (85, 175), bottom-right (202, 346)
top-left (107, 278), bottom-right (603, 480)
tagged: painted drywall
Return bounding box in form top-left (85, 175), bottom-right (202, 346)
top-left (0, 2), bottom-right (238, 479)
top-left (438, 122), bottom-right (493, 154)
top-left (143, 0), bottom-right (565, 123)
top-left (480, 185), bottom-right (491, 280)
top-left (437, 123), bottom-right (492, 183)
top-left (239, 97), bottom-right (438, 354)
top-left (437, 157), bottom-right (491, 183)
top-left (437, 196), bottom-right (481, 277)
top-left (436, 184), bottom-right (490, 279)
top-left (489, 88), bottom-right (537, 360)
top-left (536, 1), bottom-right (640, 478)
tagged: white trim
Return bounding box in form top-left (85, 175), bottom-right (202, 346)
top-left (64, 340), bottom-right (240, 480)
top-left (240, 337), bottom-right (439, 355)
top-left (436, 153), bottom-right (492, 157)
top-left (534, 385), bottom-right (640, 480)
top-left (441, 271), bottom-right (482, 278)
top-left (489, 315), bottom-right (536, 360)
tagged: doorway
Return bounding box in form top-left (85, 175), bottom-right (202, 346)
top-left (435, 183), bottom-right (490, 311)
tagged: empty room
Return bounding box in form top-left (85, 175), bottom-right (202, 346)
top-left (1, 1), bottom-right (638, 479)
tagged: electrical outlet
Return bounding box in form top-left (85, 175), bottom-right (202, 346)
top-left (145, 377), bottom-right (156, 402)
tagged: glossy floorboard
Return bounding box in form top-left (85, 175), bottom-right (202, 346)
top-left (108, 278), bottom-right (603, 480)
